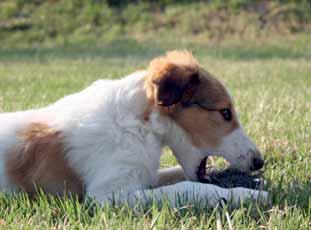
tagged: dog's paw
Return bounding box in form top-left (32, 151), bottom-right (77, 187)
top-left (228, 187), bottom-right (270, 206)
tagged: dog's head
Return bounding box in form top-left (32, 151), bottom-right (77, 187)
top-left (145, 51), bottom-right (264, 181)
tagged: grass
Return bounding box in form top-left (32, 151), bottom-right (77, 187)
top-left (1, 1), bottom-right (311, 47)
top-left (0, 35), bottom-right (310, 229)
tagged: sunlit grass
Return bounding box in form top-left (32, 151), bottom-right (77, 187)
top-left (0, 36), bottom-right (310, 229)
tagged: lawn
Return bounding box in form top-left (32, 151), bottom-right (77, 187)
top-left (0, 35), bottom-right (310, 229)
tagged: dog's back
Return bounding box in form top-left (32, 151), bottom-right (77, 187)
top-left (0, 72), bottom-right (151, 195)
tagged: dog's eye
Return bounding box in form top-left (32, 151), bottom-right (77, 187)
top-left (220, 109), bottom-right (232, 121)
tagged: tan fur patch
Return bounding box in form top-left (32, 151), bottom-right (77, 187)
top-left (144, 50), bottom-right (200, 120)
top-left (171, 105), bottom-right (239, 148)
top-left (6, 123), bottom-right (84, 197)
top-left (144, 50), bottom-right (239, 148)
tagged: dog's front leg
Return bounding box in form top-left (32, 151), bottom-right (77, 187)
top-left (126, 182), bottom-right (269, 208)
top-left (87, 181), bottom-right (269, 208)
top-left (156, 165), bottom-right (186, 187)
top-left (87, 181), bottom-right (269, 207)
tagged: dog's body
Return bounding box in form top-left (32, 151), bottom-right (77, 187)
top-left (0, 51), bottom-right (268, 207)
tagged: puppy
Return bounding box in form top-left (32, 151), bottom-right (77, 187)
top-left (0, 51), bottom-right (268, 207)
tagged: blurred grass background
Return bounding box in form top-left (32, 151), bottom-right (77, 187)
top-left (0, 0), bottom-right (310, 47)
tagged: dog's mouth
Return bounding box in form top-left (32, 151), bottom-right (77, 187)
top-left (196, 156), bottom-right (266, 187)
top-left (197, 157), bottom-right (208, 182)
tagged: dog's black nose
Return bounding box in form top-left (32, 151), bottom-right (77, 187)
top-left (252, 157), bottom-right (264, 170)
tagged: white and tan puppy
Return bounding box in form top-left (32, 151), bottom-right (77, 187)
top-left (0, 51), bottom-right (267, 207)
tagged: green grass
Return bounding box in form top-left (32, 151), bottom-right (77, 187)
top-left (0, 35), bottom-right (310, 229)
top-left (1, 0), bottom-right (311, 47)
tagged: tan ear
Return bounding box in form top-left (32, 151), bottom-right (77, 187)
top-left (147, 57), bottom-right (200, 107)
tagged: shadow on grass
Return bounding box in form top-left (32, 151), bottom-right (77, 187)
top-left (269, 178), bottom-right (311, 211)
top-left (0, 38), bottom-right (310, 63)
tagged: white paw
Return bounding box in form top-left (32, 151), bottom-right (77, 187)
top-left (228, 188), bottom-right (270, 206)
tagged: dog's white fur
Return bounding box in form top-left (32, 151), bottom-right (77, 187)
top-left (0, 64), bottom-right (268, 207)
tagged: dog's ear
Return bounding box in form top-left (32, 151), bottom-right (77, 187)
top-left (148, 57), bottom-right (200, 107)
top-left (155, 72), bottom-right (200, 106)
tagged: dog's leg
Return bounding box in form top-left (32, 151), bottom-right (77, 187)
top-left (156, 156), bottom-right (217, 187)
top-left (156, 165), bottom-right (186, 187)
top-left (90, 181), bottom-right (269, 208)
top-left (134, 182), bottom-right (269, 208)
top-left (129, 182), bottom-right (269, 208)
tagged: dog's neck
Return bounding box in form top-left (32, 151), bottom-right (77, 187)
top-left (122, 72), bottom-right (206, 181)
